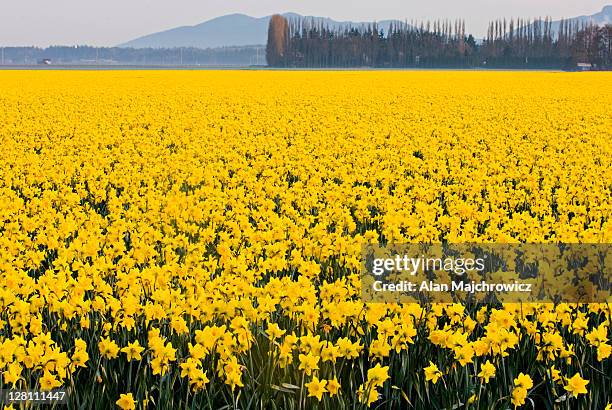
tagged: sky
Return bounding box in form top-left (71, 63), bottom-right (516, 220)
top-left (1, 0), bottom-right (610, 47)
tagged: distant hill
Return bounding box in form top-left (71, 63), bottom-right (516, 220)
top-left (560, 5), bottom-right (611, 26)
top-left (118, 13), bottom-right (405, 49)
top-left (119, 6), bottom-right (611, 49)
top-left (527, 5), bottom-right (612, 35)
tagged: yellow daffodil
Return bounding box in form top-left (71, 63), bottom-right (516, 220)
top-left (116, 393), bottom-right (136, 410)
top-left (305, 376), bottom-right (327, 401)
top-left (424, 361), bottom-right (443, 384)
top-left (564, 373), bottom-right (589, 397)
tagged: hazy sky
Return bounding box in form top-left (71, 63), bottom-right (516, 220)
top-left (1, 0), bottom-right (610, 47)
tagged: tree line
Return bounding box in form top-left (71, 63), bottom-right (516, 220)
top-left (266, 14), bottom-right (612, 69)
top-left (0, 45), bottom-right (266, 66)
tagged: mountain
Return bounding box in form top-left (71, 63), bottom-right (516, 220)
top-left (119, 14), bottom-right (270, 49)
top-left (118, 13), bottom-right (404, 49)
top-left (119, 6), bottom-right (611, 49)
top-left (526, 5), bottom-right (611, 35)
top-left (562, 5), bottom-right (611, 26)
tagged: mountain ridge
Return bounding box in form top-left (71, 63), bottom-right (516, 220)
top-left (119, 13), bottom-right (414, 49)
top-left (119, 7), bottom-right (612, 49)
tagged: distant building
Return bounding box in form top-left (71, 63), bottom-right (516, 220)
top-left (37, 58), bottom-right (52, 65)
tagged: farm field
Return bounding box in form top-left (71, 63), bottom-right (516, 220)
top-left (0, 70), bottom-right (611, 409)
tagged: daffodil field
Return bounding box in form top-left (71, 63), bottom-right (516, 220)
top-left (0, 70), bottom-right (611, 409)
